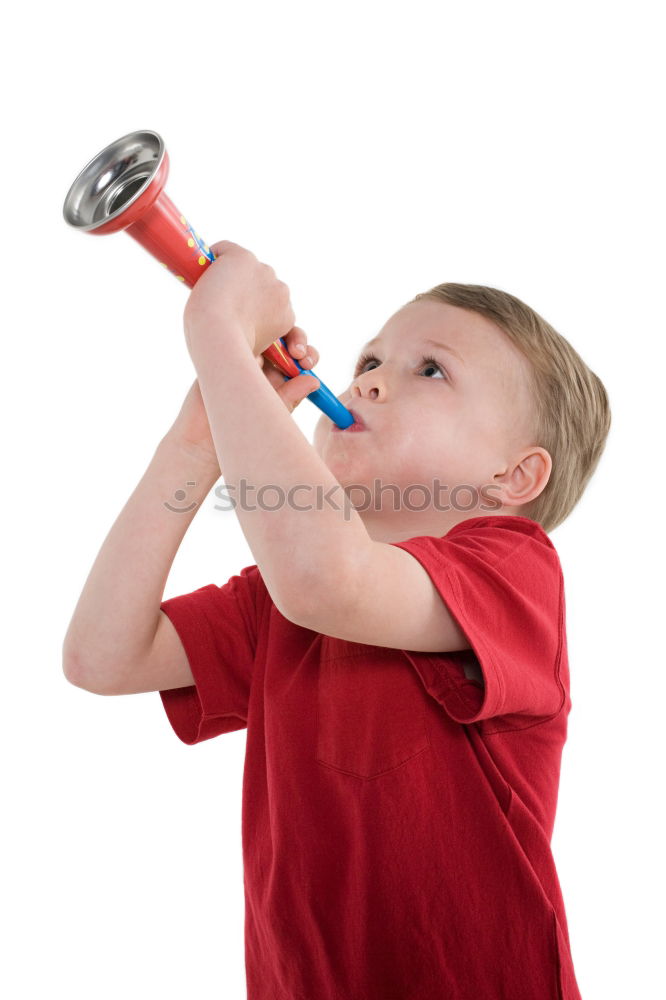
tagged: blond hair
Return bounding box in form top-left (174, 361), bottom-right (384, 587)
top-left (405, 284), bottom-right (611, 534)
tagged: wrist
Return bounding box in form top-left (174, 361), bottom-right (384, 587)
top-left (157, 431), bottom-right (221, 482)
top-left (184, 306), bottom-right (254, 355)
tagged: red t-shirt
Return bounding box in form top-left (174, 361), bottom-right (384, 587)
top-left (159, 514), bottom-right (582, 999)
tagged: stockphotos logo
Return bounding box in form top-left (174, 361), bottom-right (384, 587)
top-left (201, 478), bottom-right (502, 520)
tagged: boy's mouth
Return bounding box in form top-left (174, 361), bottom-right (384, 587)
top-left (333, 407), bottom-right (368, 432)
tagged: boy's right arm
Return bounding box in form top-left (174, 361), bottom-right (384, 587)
top-left (63, 332), bottom-right (321, 697)
top-left (62, 434), bottom-right (222, 696)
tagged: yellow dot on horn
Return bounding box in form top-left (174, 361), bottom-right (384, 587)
top-left (176, 275), bottom-right (185, 281)
top-left (180, 215), bottom-right (187, 225)
top-left (198, 255), bottom-right (206, 266)
top-left (187, 238), bottom-right (195, 247)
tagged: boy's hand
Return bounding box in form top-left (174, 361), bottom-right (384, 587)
top-left (183, 240), bottom-right (296, 358)
top-left (259, 326), bottom-right (321, 412)
top-left (164, 333), bottom-right (321, 471)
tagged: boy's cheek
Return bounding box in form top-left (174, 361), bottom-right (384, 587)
top-left (312, 414), bottom-right (328, 453)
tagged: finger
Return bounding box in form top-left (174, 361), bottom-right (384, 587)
top-left (262, 353), bottom-right (320, 394)
top-left (209, 239), bottom-right (245, 260)
top-left (261, 361), bottom-right (289, 390)
top-left (285, 329), bottom-right (320, 370)
top-left (284, 326), bottom-right (308, 360)
top-left (261, 360), bottom-right (308, 394)
top-left (299, 345), bottom-right (320, 369)
top-left (277, 374), bottom-right (321, 412)
top-left (208, 240), bottom-right (229, 259)
top-left (262, 367), bottom-right (311, 398)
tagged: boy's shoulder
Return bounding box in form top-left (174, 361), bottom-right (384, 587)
top-left (414, 514), bottom-right (560, 569)
top-left (443, 513), bottom-right (552, 545)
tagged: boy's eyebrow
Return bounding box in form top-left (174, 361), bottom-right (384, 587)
top-left (423, 338), bottom-right (466, 365)
top-left (363, 336), bottom-right (466, 365)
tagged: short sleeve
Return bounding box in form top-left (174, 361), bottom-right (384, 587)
top-left (158, 564), bottom-right (262, 745)
top-left (391, 516), bottom-right (566, 725)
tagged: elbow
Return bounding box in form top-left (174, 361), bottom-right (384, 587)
top-left (271, 586), bottom-right (313, 628)
top-left (62, 641), bottom-right (82, 686)
top-left (62, 630), bottom-right (85, 686)
top-left (275, 551), bottom-right (362, 633)
top-left (62, 649), bottom-right (91, 691)
top-left (62, 646), bottom-right (115, 696)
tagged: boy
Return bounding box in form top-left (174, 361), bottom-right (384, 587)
top-left (63, 241), bottom-right (610, 999)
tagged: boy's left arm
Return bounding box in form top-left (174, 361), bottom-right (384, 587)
top-left (186, 255), bottom-right (470, 655)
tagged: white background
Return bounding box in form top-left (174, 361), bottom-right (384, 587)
top-left (2, 1), bottom-right (663, 997)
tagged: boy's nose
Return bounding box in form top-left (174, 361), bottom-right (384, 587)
top-left (351, 378), bottom-right (385, 402)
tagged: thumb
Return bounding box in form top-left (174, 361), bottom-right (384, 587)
top-left (279, 373), bottom-right (321, 413)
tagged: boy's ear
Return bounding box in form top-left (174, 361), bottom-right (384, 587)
top-left (492, 447), bottom-right (552, 508)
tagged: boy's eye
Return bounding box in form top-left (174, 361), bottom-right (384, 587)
top-left (353, 352), bottom-right (448, 380)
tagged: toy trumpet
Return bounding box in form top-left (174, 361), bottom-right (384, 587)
top-left (62, 129), bottom-right (354, 429)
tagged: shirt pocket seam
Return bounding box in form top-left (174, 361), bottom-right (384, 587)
top-left (316, 649), bottom-right (431, 780)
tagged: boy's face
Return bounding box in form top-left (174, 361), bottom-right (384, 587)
top-left (313, 298), bottom-right (544, 541)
